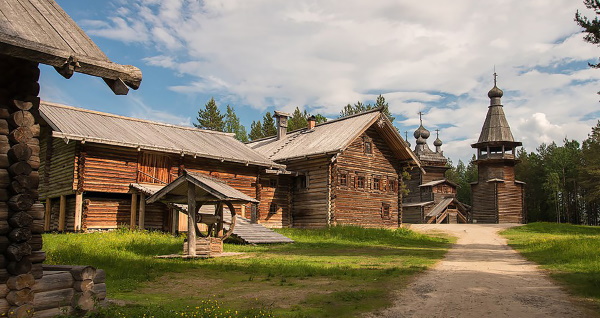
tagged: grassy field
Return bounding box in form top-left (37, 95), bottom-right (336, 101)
top-left (501, 222), bottom-right (600, 305)
top-left (43, 226), bottom-right (452, 318)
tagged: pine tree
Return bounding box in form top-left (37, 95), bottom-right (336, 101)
top-left (576, 0), bottom-right (600, 68)
top-left (338, 95), bottom-right (394, 123)
top-left (194, 97), bottom-right (225, 131)
top-left (224, 105), bottom-right (248, 142)
top-left (314, 114), bottom-right (328, 124)
top-left (249, 120), bottom-right (263, 140)
top-left (262, 112), bottom-right (277, 137)
top-left (288, 107), bottom-right (308, 131)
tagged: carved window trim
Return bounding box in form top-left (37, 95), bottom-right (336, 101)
top-left (363, 136), bottom-right (373, 155)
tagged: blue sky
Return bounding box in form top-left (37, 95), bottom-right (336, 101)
top-left (43, 0), bottom-right (600, 163)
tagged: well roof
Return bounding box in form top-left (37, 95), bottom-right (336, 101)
top-left (40, 101), bottom-right (282, 169)
top-left (0, 0), bottom-right (141, 93)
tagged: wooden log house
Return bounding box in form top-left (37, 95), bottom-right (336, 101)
top-left (248, 108), bottom-right (420, 228)
top-left (470, 77), bottom-right (525, 224)
top-left (0, 0), bottom-right (142, 316)
top-left (38, 101), bottom-right (291, 231)
top-left (402, 116), bottom-right (469, 224)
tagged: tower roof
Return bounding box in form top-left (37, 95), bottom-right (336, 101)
top-left (472, 77), bottom-right (522, 149)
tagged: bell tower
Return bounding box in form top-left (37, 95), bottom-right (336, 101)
top-left (470, 75), bottom-right (525, 223)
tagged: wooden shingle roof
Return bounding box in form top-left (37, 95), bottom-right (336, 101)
top-left (472, 85), bottom-right (522, 148)
top-left (40, 101), bottom-right (283, 169)
top-left (0, 0), bottom-right (141, 94)
top-left (248, 108), bottom-right (420, 165)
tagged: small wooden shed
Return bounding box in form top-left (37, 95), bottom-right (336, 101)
top-left (0, 0), bottom-right (141, 316)
top-left (147, 170), bottom-right (259, 257)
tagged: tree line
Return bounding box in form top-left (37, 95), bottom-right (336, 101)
top-left (194, 95), bottom-right (394, 142)
top-left (445, 122), bottom-right (600, 225)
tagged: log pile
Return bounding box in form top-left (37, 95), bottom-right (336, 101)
top-left (32, 265), bottom-right (106, 318)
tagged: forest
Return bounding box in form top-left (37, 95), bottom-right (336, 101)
top-left (446, 121), bottom-right (600, 225)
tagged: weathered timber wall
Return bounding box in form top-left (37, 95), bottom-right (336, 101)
top-left (402, 206), bottom-right (423, 223)
top-left (497, 182), bottom-right (524, 223)
top-left (285, 157), bottom-right (330, 228)
top-left (257, 176), bottom-right (291, 228)
top-left (83, 196), bottom-right (131, 229)
top-left (333, 127), bottom-right (401, 228)
top-left (404, 168), bottom-right (422, 203)
top-left (471, 182), bottom-right (497, 223)
top-left (39, 128), bottom-right (76, 199)
top-left (82, 144), bottom-right (137, 193)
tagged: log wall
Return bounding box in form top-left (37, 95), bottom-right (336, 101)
top-left (39, 129), bottom-right (76, 199)
top-left (332, 127), bottom-right (402, 228)
top-left (402, 206), bottom-right (423, 223)
top-left (471, 159), bottom-right (524, 224)
top-left (285, 157), bottom-right (330, 228)
top-left (81, 144), bottom-right (138, 193)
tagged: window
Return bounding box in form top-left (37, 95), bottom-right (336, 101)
top-left (381, 203), bottom-right (391, 219)
top-left (373, 176), bottom-right (381, 191)
top-left (357, 176), bottom-right (365, 189)
top-left (389, 177), bottom-right (397, 193)
top-left (269, 203), bottom-right (278, 214)
top-left (340, 172), bottom-right (348, 186)
top-left (269, 178), bottom-right (278, 188)
top-left (297, 175), bottom-right (308, 189)
top-left (364, 141), bottom-right (372, 154)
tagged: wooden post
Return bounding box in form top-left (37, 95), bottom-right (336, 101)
top-left (73, 192), bottom-right (83, 231)
top-left (58, 195), bottom-right (66, 231)
top-left (187, 182), bottom-right (196, 256)
top-left (44, 198), bottom-right (51, 231)
top-left (138, 193), bottom-right (145, 229)
top-left (130, 193), bottom-right (137, 229)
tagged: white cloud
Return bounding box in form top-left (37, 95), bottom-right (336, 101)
top-left (84, 0), bottom-right (600, 162)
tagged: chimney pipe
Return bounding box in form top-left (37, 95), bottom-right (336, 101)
top-left (307, 115), bottom-right (316, 130)
top-left (274, 111), bottom-right (290, 140)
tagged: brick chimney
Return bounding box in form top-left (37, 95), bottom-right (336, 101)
top-left (274, 111), bottom-right (290, 140)
top-left (307, 115), bottom-right (316, 130)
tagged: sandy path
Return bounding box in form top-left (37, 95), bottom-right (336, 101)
top-left (367, 224), bottom-right (596, 318)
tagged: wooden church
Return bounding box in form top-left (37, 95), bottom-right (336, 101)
top-left (470, 77), bottom-right (525, 223)
top-left (402, 115), bottom-right (468, 224)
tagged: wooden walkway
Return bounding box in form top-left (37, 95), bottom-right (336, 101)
top-left (228, 215), bottom-right (294, 244)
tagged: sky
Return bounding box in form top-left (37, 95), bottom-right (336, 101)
top-left (41, 0), bottom-right (600, 164)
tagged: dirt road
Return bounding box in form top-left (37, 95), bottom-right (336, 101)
top-left (367, 224), bottom-right (596, 318)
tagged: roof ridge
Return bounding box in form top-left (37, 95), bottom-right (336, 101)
top-left (246, 107), bottom-right (383, 145)
top-left (41, 101), bottom-right (235, 137)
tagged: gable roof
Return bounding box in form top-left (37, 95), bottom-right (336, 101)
top-left (248, 108), bottom-right (419, 165)
top-left (146, 170), bottom-right (259, 205)
top-left (40, 101), bottom-right (283, 169)
top-left (0, 0), bottom-right (141, 94)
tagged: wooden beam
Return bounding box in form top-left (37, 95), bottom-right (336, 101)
top-left (187, 182), bottom-right (197, 257)
top-left (44, 198), bottom-right (51, 231)
top-left (74, 192), bottom-right (83, 231)
top-left (138, 193), bottom-right (146, 230)
top-left (58, 195), bottom-right (66, 231)
top-left (130, 193), bottom-right (138, 230)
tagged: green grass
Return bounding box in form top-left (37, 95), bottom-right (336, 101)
top-left (501, 222), bottom-right (600, 304)
top-left (44, 226), bottom-right (452, 318)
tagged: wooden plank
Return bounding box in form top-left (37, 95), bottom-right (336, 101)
top-left (138, 193), bottom-right (145, 229)
top-left (187, 182), bottom-right (196, 257)
top-left (58, 195), bottom-right (66, 231)
top-left (129, 193), bottom-right (137, 229)
top-left (73, 192), bottom-right (83, 231)
top-left (44, 198), bottom-right (50, 231)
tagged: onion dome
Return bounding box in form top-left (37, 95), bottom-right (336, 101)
top-left (488, 85), bottom-right (503, 98)
top-left (413, 124), bottom-right (430, 140)
top-left (434, 136), bottom-right (442, 147)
